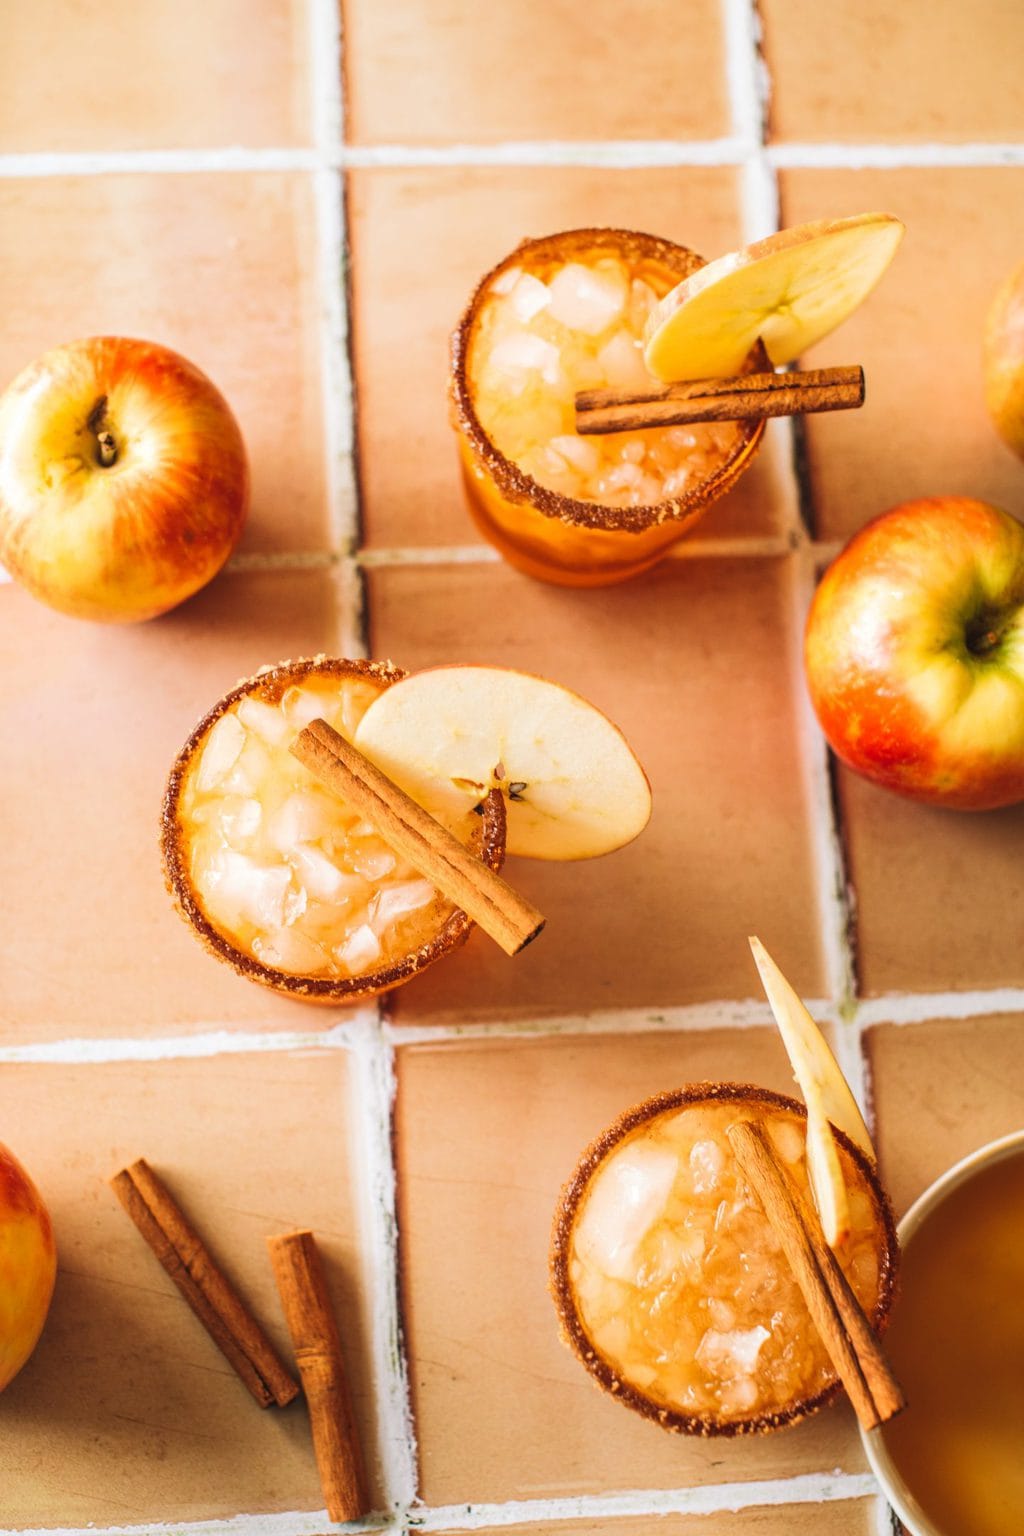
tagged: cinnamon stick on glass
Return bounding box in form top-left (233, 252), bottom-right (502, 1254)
top-left (726, 1120), bottom-right (905, 1432)
top-left (110, 1158), bottom-right (299, 1408)
top-left (268, 1229), bottom-right (369, 1524)
top-left (290, 718), bottom-right (545, 957)
top-left (575, 364), bottom-right (864, 434)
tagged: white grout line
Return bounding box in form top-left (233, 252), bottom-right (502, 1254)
top-left (1, 141), bottom-right (1022, 180)
top-left (856, 986), bottom-right (1024, 1027)
top-left (358, 543), bottom-right (503, 569)
top-left (0, 1018), bottom-right (375, 1064)
top-left (385, 997), bottom-right (793, 1045)
top-left (6, 1471), bottom-right (879, 1536)
top-left (348, 1017), bottom-right (419, 1513)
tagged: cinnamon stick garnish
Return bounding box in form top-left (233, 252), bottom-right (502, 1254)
top-left (267, 1230), bottom-right (369, 1523)
top-left (110, 1159), bottom-right (299, 1409)
top-left (726, 1120), bottom-right (905, 1433)
top-left (290, 718), bottom-right (545, 957)
top-left (575, 365), bottom-right (864, 434)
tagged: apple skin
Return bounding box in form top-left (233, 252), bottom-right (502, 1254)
top-left (984, 263), bottom-right (1024, 461)
top-left (0, 336), bottom-right (249, 622)
top-left (805, 497), bottom-right (1024, 811)
top-left (0, 1142), bottom-right (56, 1393)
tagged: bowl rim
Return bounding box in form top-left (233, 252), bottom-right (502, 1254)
top-left (449, 225), bottom-right (767, 535)
top-left (550, 1080), bottom-right (899, 1438)
top-left (859, 1128), bottom-right (1024, 1536)
top-left (160, 654), bottom-right (507, 1002)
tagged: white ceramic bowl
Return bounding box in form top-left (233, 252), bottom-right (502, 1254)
top-left (860, 1129), bottom-right (1024, 1535)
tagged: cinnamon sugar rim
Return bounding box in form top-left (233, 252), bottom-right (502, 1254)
top-left (549, 1081), bottom-right (899, 1438)
top-left (161, 655), bottom-right (506, 1002)
top-left (450, 226), bottom-right (767, 534)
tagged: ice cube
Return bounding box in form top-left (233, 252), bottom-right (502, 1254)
top-left (267, 789), bottom-right (345, 853)
top-left (220, 736), bottom-right (274, 798)
top-left (509, 273), bottom-right (551, 323)
top-left (198, 848), bottom-right (292, 931)
top-left (618, 439), bottom-right (645, 465)
top-left (596, 330), bottom-right (651, 392)
top-left (767, 1118), bottom-right (805, 1167)
top-left (548, 434), bottom-right (601, 476)
top-left (489, 264), bottom-right (522, 297)
top-left (718, 1375), bottom-right (759, 1414)
top-left (353, 845), bottom-right (397, 882)
top-left (604, 462), bottom-right (643, 490)
top-left (689, 1138), bottom-right (726, 1194)
top-left (253, 926), bottom-right (328, 975)
top-left (219, 796), bottom-right (263, 846)
top-left (291, 843), bottom-right (351, 903)
top-left (487, 330), bottom-right (562, 387)
top-left (196, 712), bottom-right (246, 792)
top-left (708, 1297), bottom-right (737, 1331)
top-left (370, 878), bottom-right (437, 934)
top-left (335, 922), bottom-right (382, 975)
top-left (280, 684), bottom-right (332, 731)
top-left (574, 1140), bottom-right (680, 1282)
top-left (695, 1325), bottom-right (770, 1381)
top-left (547, 262), bottom-right (627, 335)
top-left (236, 694), bottom-right (290, 747)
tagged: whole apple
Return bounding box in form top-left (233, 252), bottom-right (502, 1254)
top-left (0, 337), bottom-right (249, 622)
top-left (0, 1141), bottom-right (56, 1392)
top-left (805, 497), bottom-right (1024, 810)
top-left (984, 262), bottom-right (1024, 461)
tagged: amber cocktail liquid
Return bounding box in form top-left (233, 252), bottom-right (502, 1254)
top-left (450, 229), bottom-right (764, 587)
top-left (552, 1085), bottom-right (896, 1433)
top-left (879, 1147), bottom-right (1024, 1536)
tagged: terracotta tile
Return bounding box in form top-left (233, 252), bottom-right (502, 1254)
top-left (0, 174), bottom-right (331, 556)
top-left (2, 1), bottom-right (311, 151)
top-left (762, 0), bottom-right (1024, 143)
top-left (868, 1014), bottom-right (1024, 1216)
top-left (836, 767), bottom-right (1024, 997)
top-left (779, 168), bottom-right (1024, 542)
top-left (435, 1505), bottom-right (875, 1536)
top-left (0, 1049), bottom-right (378, 1525)
top-left (341, 0), bottom-right (729, 145)
top-left (396, 1030), bottom-right (869, 1503)
top-left (369, 556), bottom-right (826, 1021)
top-left (348, 166), bottom-right (785, 550)
top-left (0, 571), bottom-right (345, 1042)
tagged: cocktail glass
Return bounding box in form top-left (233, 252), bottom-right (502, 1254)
top-left (550, 1082), bottom-right (897, 1435)
top-left (450, 227), bottom-right (766, 587)
top-left (161, 657), bottom-right (505, 1003)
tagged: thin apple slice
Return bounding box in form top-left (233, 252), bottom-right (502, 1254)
top-left (643, 213), bottom-right (904, 382)
top-left (353, 665), bottom-right (651, 860)
top-left (749, 936), bottom-right (874, 1247)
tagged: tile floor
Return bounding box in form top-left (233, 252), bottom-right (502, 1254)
top-left (1, 2), bottom-right (1022, 1534)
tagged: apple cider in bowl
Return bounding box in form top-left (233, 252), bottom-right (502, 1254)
top-left (551, 1084), bottom-right (897, 1435)
top-left (162, 658), bottom-right (505, 1003)
top-left (450, 228), bottom-right (765, 587)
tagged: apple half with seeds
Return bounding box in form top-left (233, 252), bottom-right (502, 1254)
top-left (353, 664), bottom-right (652, 860)
top-left (161, 657), bottom-right (506, 1003)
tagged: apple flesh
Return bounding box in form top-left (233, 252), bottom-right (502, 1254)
top-left (0, 1142), bottom-right (56, 1392)
top-left (0, 336), bottom-right (249, 622)
top-left (805, 497), bottom-right (1024, 810)
top-left (984, 262), bottom-right (1024, 461)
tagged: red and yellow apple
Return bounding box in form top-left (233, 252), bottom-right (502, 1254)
top-left (984, 262), bottom-right (1024, 461)
top-left (0, 1142), bottom-right (56, 1392)
top-left (0, 336), bottom-right (249, 622)
top-left (805, 497), bottom-right (1024, 810)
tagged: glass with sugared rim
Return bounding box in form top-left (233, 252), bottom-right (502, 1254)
top-left (550, 1082), bottom-right (898, 1435)
top-left (450, 228), bottom-right (766, 587)
top-left (161, 656), bottom-right (505, 1003)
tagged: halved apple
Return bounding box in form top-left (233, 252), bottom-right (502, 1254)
top-left (749, 936), bottom-right (874, 1247)
top-left (353, 665), bottom-right (651, 860)
top-left (643, 213), bottom-right (904, 383)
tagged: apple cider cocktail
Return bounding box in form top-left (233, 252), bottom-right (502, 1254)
top-left (450, 229), bottom-right (765, 586)
top-left (552, 1085), bottom-right (896, 1434)
top-left (162, 659), bottom-right (503, 1001)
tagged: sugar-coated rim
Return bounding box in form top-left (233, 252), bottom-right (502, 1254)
top-left (860, 1130), bottom-right (1024, 1536)
top-left (450, 227), bottom-right (767, 534)
top-left (160, 656), bottom-right (507, 1003)
top-left (550, 1081), bottom-right (899, 1437)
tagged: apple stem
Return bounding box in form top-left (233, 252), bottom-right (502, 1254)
top-left (96, 430), bottom-right (118, 468)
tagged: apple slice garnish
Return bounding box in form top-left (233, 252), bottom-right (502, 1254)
top-left (353, 665), bottom-right (651, 860)
top-left (749, 936), bottom-right (874, 1248)
top-left (643, 213), bottom-right (904, 383)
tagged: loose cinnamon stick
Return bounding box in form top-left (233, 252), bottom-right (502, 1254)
top-left (575, 365), bottom-right (864, 434)
top-left (267, 1230), bottom-right (369, 1524)
top-left (290, 718), bottom-right (545, 957)
top-left (726, 1120), bottom-right (905, 1433)
top-left (110, 1159), bottom-right (299, 1408)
